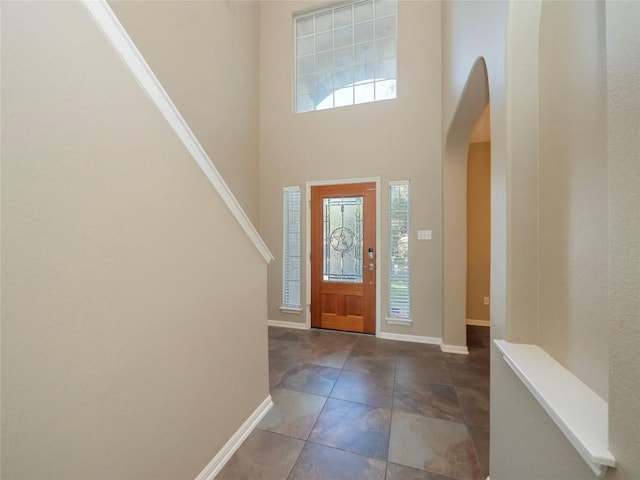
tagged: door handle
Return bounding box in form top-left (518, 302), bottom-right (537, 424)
top-left (368, 263), bottom-right (375, 271)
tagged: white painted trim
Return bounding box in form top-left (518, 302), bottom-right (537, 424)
top-left (81, 0), bottom-right (273, 264)
top-left (385, 317), bottom-right (413, 326)
top-left (282, 186), bottom-right (302, 307)
top-left (388, 179), bottom-right (411, 186)
top-left (378, 332), bottom-right (442, 345)
top-left (305, 178), bottom-right (381, 335)
top-left (441, 344), bottom-right (470, 355)
top-left (268, 319), bottom-right (309, 330)
top-left (494, 340), bottom-right (614, 478)
top-left (466, 318), bottom-right (491, 327)
top-left (278, 306), bottom-right (304, 314)
top-left (194, 395), bottom-right (273, 480)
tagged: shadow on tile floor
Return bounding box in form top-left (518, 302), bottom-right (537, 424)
top-left (217, 325), bottom-right (490, 480)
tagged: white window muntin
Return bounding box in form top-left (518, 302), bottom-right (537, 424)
top-left (294, 0), bottom-right (397, 113)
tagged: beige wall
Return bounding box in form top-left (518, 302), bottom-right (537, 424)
top-left (109, 0), bottom-right (261, 225)
top-left (1, 2), bottom-right (269, 478)
top-left (466, 142), bottom-right (491, 323)
top-left (260, 1), bottom-right (443, 338)
top-left (443, 1), bottom-right (638, 478)
top-left (538, 0), bottom-right (609, 400)
top-left (605, 1), bottom-right (640, 478)
top-left (469, 105), bottom-right (491, 143)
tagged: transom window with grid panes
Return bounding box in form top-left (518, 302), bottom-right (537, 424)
top-left (294, 0), bottom-right (397, 113)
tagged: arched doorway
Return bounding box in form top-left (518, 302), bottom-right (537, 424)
top-left (442, 57), bottom-right (490, 352)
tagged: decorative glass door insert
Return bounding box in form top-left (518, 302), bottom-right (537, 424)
top-left (323, 197), bottom-right (363, 283)
top-left (311, 182), bottom-right (376, 334)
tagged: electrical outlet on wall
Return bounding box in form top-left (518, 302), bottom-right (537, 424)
top-left (483, 296), bottom-right (490, 306)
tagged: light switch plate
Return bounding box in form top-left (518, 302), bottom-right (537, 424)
top-left (417, 230), bottom-right (432, 240)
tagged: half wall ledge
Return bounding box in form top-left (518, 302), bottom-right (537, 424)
top-left (494, 340), bottom-right (615, 479)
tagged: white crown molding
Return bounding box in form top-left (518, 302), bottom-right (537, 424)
top-left (82, 0), bottom-right (273, 264)
top-left (194, 395), bottom-right (273, 480)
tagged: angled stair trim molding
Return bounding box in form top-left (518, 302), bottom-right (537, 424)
top-left (82, 0), bottom-right (273, 264)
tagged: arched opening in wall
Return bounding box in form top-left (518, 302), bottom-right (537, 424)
top-left (442, 57), bottom-right (491, 479)
top-left (442, 57), bottom-right (490, 353)
top-left (466, 105), bottom-right (491, 338)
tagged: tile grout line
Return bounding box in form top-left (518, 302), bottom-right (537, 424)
top-left (270, 328), bottom-right (488, 480)
top-left (385, 349), bottom-right (399, 480)
top-left (287, 333), bottom-right (356, 479)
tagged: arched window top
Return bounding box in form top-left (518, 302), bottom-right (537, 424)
top-left (294, 0), bottom-right (397, 113)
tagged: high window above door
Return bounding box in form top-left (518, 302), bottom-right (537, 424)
top-left (294, 0), bottom-right (397, 113)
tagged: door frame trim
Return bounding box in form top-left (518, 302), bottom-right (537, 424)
top-left (305, 177), bottom-right (381, 336)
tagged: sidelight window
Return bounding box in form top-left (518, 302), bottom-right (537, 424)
top-left (388, 181), bottom-right (410, 320)
top-left (282, 187), bottom-right (302, 309)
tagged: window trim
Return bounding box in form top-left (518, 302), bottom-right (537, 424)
top-left (281, 186), bottom-right (302, 312)
top-left (387, 180), bottom-right (411, 324)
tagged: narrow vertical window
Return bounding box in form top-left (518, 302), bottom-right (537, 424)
top-left (282, 187), bottom-right (302, 310)
top-left (388, 181), bottom-right (410, 320)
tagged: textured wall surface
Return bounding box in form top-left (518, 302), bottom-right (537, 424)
top-left (1, 2), bottom-right (269, 478)
top-left (538, 0), bottom-right (609, 399)
top-left (110, 0), bottom-right (261, 224)
top-left (260, 1), bottom-right (443, 338)
top-left (606, 2), bottom-right (640, 479)
top-left (443, 0), bottom-right (637, 478)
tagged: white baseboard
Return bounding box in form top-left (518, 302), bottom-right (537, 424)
top-left (378, 332), bottom-right (442, 345)
top-left (467, 318), bottom-right (491, 327)
top-left (194, 395), bottom-right (273, 480)
top-left (441, 344), bottom-right (470, 355)
top-left (268, 320), bottom-right (309, 330)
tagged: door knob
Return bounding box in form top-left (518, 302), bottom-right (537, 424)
top-left (368, 263), bottom-right (375, 271)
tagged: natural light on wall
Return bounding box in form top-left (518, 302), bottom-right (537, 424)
top-left (294, 0), bottom-right (397, 113)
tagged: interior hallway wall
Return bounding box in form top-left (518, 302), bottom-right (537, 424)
top-left (1, 2), bottom-right (269, 478)
top-left (260, 1), bottom-right (443, 339)
top-left (538, 0), bottom-right (609, 400)
top-left (443, 1), bottom-right (639, 478)
top-left (109, 0), bottom-right (261, 224)
top-left (466, 142), bottom-right (491, 323)
top-left (605, 1), bottom-right (640, 478)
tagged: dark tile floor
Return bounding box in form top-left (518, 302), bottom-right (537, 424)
top-left (218, 325), bottom-right (490, 480)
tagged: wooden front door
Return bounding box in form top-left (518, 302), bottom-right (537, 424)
top-left (311, 183), bottom-right (376, 334)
